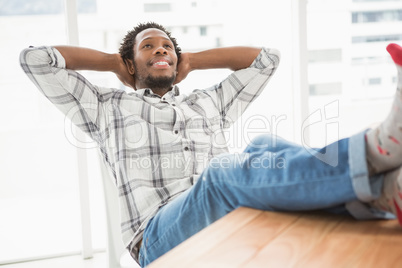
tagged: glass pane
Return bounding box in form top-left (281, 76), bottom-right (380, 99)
top-left (0, 0), bottom-right (79, 262)
top-left (0, 0), bottom-right (105, 263)
top-left (306, 0), bottom-right (402, 147)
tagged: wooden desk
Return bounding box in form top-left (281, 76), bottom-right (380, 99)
top-left (148, 207), bottom-right (402, 267)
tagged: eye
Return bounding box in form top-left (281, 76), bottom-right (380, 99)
top-left (143, 44), bottom-right (151, 48)
top-left (164, 44), bottom-right (173, 49)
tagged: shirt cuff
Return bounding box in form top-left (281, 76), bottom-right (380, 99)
top-left (249, 47), bottom-right (281, 72)
top-left (49, 46), bottom-right (66, 69)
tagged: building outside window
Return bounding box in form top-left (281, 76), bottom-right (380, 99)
top-left (144, 3), bottom-right (171, 12)
top-left (199, 26), bottom-right (207, 36)
top-left (352, 9), bottom-right (402, 23)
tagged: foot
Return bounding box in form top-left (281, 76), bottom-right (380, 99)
top-left (387, 43), bottom-right (402, 66)
top-left (365, 43), bottom-right (402, 174)
top-left (387, 43), bottom-right (402, 92)
top-left (370, 167), bottom-right (402, 226)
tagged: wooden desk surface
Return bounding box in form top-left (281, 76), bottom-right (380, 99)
top-left (148, 207), bottom-right (402, 267)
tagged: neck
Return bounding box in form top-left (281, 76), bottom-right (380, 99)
top-left (153, 87), bottom-right (172, 97)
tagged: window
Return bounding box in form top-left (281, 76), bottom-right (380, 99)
top-left (200, 26), bottom-right (207, 36)
top-left (0, 0), bottom-right (104, 264)
top-left (352, 10), bottom-right (402, 23)
top-left (144, 3), bottom-right (171, 12)
top-left (216, 37), bottom-right (222, 47)
top-left (353, 0), bottom-right (401, 2)
top-left (352, 56), bottom-right (388, 64)
top-left (308, 49), bottom-right (342, 63)
top-left (3, 0), bottom-right (401, 265)
top-left (352, 34), bottom-right (402, 43)
top-left (2, 1), bottom-right (293, 263)
top-left (368, 77), bottom-right (382, 85)
top-left (309, 83), bottom-right (342, 95)
top-left (0, 0), bottom-right (96, 15)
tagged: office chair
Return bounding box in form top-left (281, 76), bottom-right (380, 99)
top-left (99, 155), bottom-right (139, 268)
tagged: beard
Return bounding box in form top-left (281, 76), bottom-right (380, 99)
top-left (134, 61), bottom-right (176, 92)
top-left (144, 74), bottom-right (176, 91)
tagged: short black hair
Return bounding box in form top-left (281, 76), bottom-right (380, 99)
top-left (119, 22), bottom-right (181, 64)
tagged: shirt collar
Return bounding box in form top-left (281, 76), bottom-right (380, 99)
top-left (135, 85), bottom-right (181, 98)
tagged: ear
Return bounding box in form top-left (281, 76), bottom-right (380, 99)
top-left (125, 59), bottom-right (135, 75)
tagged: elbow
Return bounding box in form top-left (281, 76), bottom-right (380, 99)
top-left (268, 48), bottom-right (281, 67)
top-left (20, 46), bottom-right (54, 70)
top-left (19, 47), bottom-right (31, 69)
top-left (20, 46), bottom-right (40, 68)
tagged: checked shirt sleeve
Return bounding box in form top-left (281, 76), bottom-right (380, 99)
top-left (20, 46), bottom-right (111, 141)
top-left (215, 47), bottom-right (281, 127)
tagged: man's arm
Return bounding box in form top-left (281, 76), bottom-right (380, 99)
top-left (175, 47), bottom-right (261, 84)
top-left (174, 46), bottom-right (280, 127)
top-left (20, 46), bottom-right (126, 138)
top-left (54, 46), bottom-right (135, 88)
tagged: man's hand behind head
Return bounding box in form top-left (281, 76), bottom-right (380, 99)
top-left (174, 52), bottom-right (192, 85)
top-left (114, 54), bottom-right (136, 89)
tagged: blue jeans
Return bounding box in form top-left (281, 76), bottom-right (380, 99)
top-left (138, 131), bottom-right (385, 267)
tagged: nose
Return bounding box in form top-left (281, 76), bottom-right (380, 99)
top-left (154, 45), bottom-right (168, 55)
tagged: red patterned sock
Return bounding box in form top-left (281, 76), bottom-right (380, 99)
top-left (365, 43), bottom-right (402, 174)
top-left (387, 43), bottom-right (402, 66)
top-left (370, 168), bottom-right (402, 227)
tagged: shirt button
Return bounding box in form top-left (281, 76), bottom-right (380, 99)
top-left (184, 147), bottom-right (189, 151)
top-left (174, 130), bottom-right (179, 134)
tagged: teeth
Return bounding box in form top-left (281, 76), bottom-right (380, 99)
top-left (155, 61), bottom-right (168, 66)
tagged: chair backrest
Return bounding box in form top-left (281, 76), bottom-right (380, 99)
top-left (99, 155), bottom-right (139, 268)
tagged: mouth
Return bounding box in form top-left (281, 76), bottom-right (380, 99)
top-left (150, 58), bottom-right (172, 69)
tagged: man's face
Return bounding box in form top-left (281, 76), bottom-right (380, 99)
top-left (132, 28), bottom-right (178, 91)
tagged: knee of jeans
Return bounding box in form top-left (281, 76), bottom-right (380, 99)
top-left (203, 153), bottom-right (243, 187)
top-left (245, 134), bottom-right (278, 152)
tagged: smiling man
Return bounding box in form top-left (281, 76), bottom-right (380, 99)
top-left (125, 27), bottom-right (179, 94)
top-left (20, 22), bottom-right (402, 267)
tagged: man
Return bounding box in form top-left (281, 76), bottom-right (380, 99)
top-left (20, 22), bottom-right (402, 267)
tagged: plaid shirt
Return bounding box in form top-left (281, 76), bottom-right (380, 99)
top-left (20, 46), bottom-right (280, 260)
